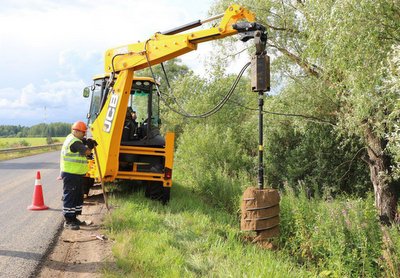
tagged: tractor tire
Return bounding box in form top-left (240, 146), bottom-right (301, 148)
top-left (145, 182), bottom-right (170, 204)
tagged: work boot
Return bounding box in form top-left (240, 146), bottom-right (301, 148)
top-left (73, 218), bottom-right (87, 226)
top-left (64, 221), bottom-right (80, 230)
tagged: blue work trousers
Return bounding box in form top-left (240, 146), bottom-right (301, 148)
top-left (61, 172), bottom-right (84, 221)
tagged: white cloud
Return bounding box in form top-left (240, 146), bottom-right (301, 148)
top-left (57, 49), bottom-right (103, 80)
top-left (0, 80), bottom-right (89, 125)
top-left (0, 0), bottom-right (252, 126)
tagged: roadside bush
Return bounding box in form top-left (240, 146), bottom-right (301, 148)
top-left (174, 124), bottom-right (254, 213)
top-left (11, 140), bottom-right (30, 148)
top-left (263, 117), bottom-right (371, 196)
top-left (381, 224), bottom-right (400, 277)
top-left (279, 186), bottom-right (384, 277)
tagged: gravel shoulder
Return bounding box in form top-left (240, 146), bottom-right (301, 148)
top-left (37, 189), bottom-right (115, 277)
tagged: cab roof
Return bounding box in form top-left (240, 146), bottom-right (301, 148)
top-left (92, 73), bottom-right (157, 84)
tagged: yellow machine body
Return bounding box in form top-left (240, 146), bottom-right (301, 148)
top-left (84, 4), bottom-right (257, 192)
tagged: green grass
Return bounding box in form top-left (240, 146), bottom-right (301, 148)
top-left (102, 182), bottom-right (400, 278)
top-left (0, 137), bottom-right (65, 149)
top-left (103, 184), bottom-right (314, 278)
top-left (0, 137), bottom-right (64, 161)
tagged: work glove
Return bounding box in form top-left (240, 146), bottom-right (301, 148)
top-left (86, 138), bottom-right (98, 149)
top-left (86, 153), bottom-right (94, 160)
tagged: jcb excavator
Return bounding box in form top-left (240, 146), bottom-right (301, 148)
top-left (82, 4), bottom-right (269, 202)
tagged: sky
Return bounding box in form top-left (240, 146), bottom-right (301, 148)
top-left (0, 0), bottom-right (251, 126)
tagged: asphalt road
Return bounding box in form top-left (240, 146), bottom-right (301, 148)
top-left (0, 151), bottom-right (63, 278)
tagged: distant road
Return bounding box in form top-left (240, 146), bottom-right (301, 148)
top-left (0, 151), bottom-right (63, 278)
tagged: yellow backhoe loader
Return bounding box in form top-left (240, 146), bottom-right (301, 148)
top-left (82, 4), bottom-right (269, 203)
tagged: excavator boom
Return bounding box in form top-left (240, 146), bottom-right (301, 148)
top-left (104, 4), bottom-right (255, 73)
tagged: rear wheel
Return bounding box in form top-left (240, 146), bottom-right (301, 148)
top-left (145, 182), bottom-right (170, 204)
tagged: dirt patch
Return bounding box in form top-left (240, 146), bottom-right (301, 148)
top-left (38, 189), bottom-right (116, 277)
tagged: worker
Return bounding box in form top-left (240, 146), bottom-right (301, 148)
top-left (131, 110), bottom-right (137, 122)
top-left (60, 120), bottom-right (97, 230)
top-left (122, 107), bottom-right (139, 141)
top-left (130, 110), bottom-right (139, 138)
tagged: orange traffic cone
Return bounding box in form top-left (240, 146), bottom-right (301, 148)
top-left (27, 171), bottom-right (49, 210)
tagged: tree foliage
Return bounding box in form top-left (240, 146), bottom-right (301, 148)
top-left (386, 44), bottom-right (400, 178)
top-left (159, 65), bottom-right (259, 212)
top-left (136, 58), bottom-right (191, 92)
top-left (0, 125), bottom-right (29, 137)
top-left (0, 122), bottom-right (71, 137)
top-left (209, 0), bottom-right (400, 220)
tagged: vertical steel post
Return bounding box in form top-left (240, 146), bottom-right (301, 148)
top-left (258, 92), bottom-right (264, 189)
top-left (249, 29), bottom-right (269, 190)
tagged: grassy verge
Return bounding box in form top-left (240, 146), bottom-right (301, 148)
top-left (0, 137), bottom-right (64, 161)
top-left (103, 183), bottom-right (314, 277)
top-left (0, 137), bottom-right (65, 148)
top-left (102, 183), bottom-right (400, 277)
top-left (0, 146), bottom-right (62, 161)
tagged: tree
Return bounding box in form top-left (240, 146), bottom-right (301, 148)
top-left (28, 123), bottom-right (47, 137)
top-left (0, 125), bottom-right (26, 137)
top-left (386, 45), bottom-right (400, 179)
top-left (164, 68), bottom-right (258, 212)
top-left (213, 0), bottom-right (400, 222)
top-left (0, 123), bottom-right (71, 137)
top-left (136, 58), bottom-right (191, 91)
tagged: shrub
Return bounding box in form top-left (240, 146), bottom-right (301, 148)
top-left (175, 124), bottom-right (254, 213)
top-left (10, 140), bottom-right (30, 148)
top-left (279, 186), bottom-right (383, 277)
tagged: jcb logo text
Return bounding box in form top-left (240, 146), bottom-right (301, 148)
top-left (103, 93), bottom-right (119, 133)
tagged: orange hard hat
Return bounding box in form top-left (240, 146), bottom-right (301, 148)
top-left (71, 121), bottom-right (87, 132)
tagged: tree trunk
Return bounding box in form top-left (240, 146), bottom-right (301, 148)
top-left (364, 126), bottom-right (399, 224)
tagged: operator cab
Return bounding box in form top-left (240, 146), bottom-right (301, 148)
top-left (83, 75), bottom-right (164, 147)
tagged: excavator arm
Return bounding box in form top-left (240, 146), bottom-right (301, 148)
top-left (90, 4), bottom-right (262, 181)
top-left (104, 4), bottom-right (255, 73)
